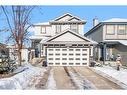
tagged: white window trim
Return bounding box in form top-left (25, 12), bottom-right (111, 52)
top-left (56, 25), bottom-right (61, 33)
top-left (70, 24), bottom-right (78, 32)
top-left (106, 25), bottom-right (115, 35)
top-left (40, 26), bottom-right (46, 34)
top-left (117, 25), bottom-right (126, 35)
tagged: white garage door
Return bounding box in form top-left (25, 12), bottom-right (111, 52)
top-left (47, 47), bottom-right (89, 66)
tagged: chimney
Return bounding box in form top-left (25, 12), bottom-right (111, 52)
top-left (93, 18), bottom-right (99, 27)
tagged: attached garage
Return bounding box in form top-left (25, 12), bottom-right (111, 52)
top-left (41, 29), bottom-right (97, 66)
top-left (47, 47), bottom-right (89, 66)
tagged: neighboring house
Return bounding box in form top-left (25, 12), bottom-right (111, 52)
top-left (30, 13), bottom-right (97, 66)
top-left (85, 18), bottom-right (127, 66)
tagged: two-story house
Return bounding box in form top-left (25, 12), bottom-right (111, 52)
top-left (85, 18), bottom-right (127, 66)
top-left (30, 13), bottom-right (97, 66)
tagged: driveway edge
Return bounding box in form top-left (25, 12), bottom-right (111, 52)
top-left (89, 67), bottom-right (127, 90)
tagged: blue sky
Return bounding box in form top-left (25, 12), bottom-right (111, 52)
top-left (1, 6), bottom-right (127, 43)
top-left (31, 6), bottom-right (127, 32)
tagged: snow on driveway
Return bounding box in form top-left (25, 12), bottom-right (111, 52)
top-left (0, 63), bottom-right (46, 89)
top-left (46, 68), bottom-right (57, 89)
top-left (92, 66), bottom-right (127, 89)
top-left (67, 67), bottom-right (96, 90)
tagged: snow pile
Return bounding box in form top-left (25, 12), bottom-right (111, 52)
top-left (0, 63), bottom-right (46, 89)
top-left (46, 68), bottom-right (56, 89)
top-left (13, 64), bottom-right (29, 74)
top-left (93, 66), bottom-right (127, 89)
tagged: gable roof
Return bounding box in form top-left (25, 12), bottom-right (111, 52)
top-left (51, 13), bottom-right (86, 23)
top-left (68, 17), bottom-right (81, 21)
top-left (41, 29), bottom-right (97, 44)
top-left (102, 18), bottom-right (127, 23)
top-left (54, 13), bottom-right (73, 21)
top-left (85, 18), bottom-right (127, 36)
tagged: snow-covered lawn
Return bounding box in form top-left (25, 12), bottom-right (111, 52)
top-left (0, 63), bottom-right (46, 90)
top-left (92, 65), bottom-right (127, 89)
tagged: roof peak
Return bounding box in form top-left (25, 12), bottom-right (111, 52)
top-left (52, 13), bottom-right (86, 22)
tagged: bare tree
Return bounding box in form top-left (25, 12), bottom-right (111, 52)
top-left (1, 6), bottom-right (35, 66)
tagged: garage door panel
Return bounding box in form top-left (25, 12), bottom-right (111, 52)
top-left (47, 47), bottom-right (89, 66)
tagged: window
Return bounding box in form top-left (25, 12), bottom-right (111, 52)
top-left (76, 49), bottom-right (80, 51)
top-left (78, 44), bottom-right (83, 47)
top-left (82, 63), bottom-right (87, 65)
top-left (69, 49), bottom-right (73, 51)
top-left (55, 63), bottom-right (60, 65)
top-left (82, 49), bottom-right (87, 51)
top-left (118, 25), bottom-right (126, 35)
top-left (54, 44), bottom-right (59, 47)
top-left (70, 24), bottom-right (78, 32)
top-left (49, 58), bottom-right (53, 60)
top-left (49, 53), bottom-right (53, 56)
top-left (76, 63), bottom-right (80, 65)
top-left (62, 53), bottom-right (67, 56)
top-left (56, 49), bottom-right (60, 51)
top-left (76, 53), bottom-right (80, 56)
top-left (55, 58), bottom-right (60, 60)
top-left (49, 63), bottom-right (53, 65)
top-left (76, 58), bottom-right (80, 60)
top-left (62, 63), bottom-right (67, 65)
top-left (82, 58), bottom-right (87, 60)
top-left (55, 53), bottom-right (60, 56)
top-left (60, 44), bottom-right (65, 47)
top-left (69, 58), bottom-right (73, 60)
top-left (62, 58), bottom-right (67, 60)
top-left (49, 49), bottom-right (53, 51)
top-left (56, 25), bottom-right (61, 33)
top-left (72, 44), bottom-right (77, 47)
top-left (69, 63), bottom-right (73, 65)
top-left (62, 49), bottom-right (67, 51)
top-left (69, 53), bottom-right (73, 55)
top-left (41, 27), bottom-right (46, 34)
top-left (106, 25), bottom-right (115, 34)
top-left (82, 53), bottom-right (87, 56)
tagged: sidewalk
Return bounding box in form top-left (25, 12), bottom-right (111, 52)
top-left (91, 65), bottom-right (127, 89)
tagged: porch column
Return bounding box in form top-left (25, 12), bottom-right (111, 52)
top-left (32, 40), bottom-right (35, 48)
top-left (98, 47), bottom-right (101, 61)
top-left (39, 44), bottom-right (41, 58)
top-left (103, 43), bottom-right (107, 64)
top-left (93, 45), bottom-right (96, 60)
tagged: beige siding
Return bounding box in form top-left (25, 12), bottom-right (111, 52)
top-left (104, 24), bottom-right (127, 40)
top-left (51, 32), bottom-right (86, 42)
top-left (34, 25), bottom-right (52, 36)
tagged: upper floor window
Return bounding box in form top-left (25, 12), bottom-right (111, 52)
top-left (41, 27), bottom-right (46, 34)
top-left (106, 25), bottom-right (115, 35)
top-left (70, 24), bottom-right (78, 32)
top-left (56, 25), bottom-right (61, 33)
top-left (117, 25), bottom-right (126, 35)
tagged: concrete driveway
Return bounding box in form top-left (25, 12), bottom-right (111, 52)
top-left (27, 66), bottom-right (123, 90)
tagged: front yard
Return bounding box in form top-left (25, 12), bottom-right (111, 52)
top-left (0, 62), bottom-right (126, 90)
